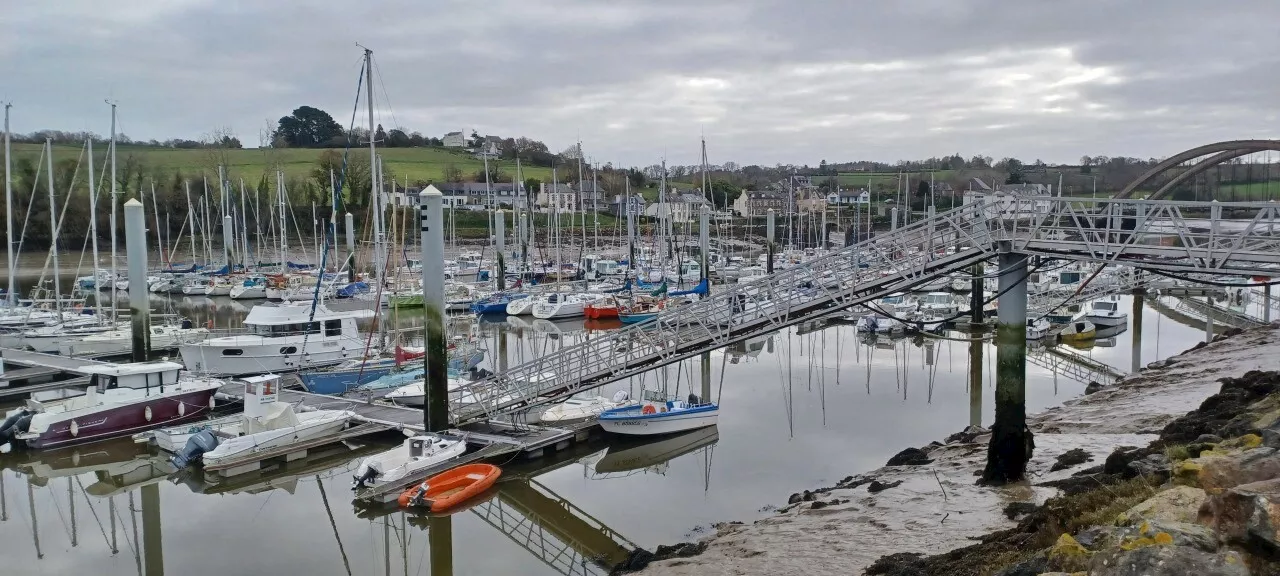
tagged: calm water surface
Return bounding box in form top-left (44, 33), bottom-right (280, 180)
top-left (0, 289), bottom-right (1209, 575)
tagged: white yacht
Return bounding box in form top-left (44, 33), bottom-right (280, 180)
top-left (59, 322), bottom-right (210, 356)
top-left (541, 391), bottom-right (632, 423)
top-left (178, 302), bottom-right (374, 376)
top-left (918, 292), bottom-right (959, 316)
top-left (1084, 299), bottom-right (1129, 328)
top-left (351, 433), bottom-right (467, 490)
top-left (532, 293), bottom-right (605, 319)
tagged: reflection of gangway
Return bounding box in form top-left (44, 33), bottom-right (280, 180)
top-left (1146, 295), bottom-right (1265, 331)
top-left (470, 480), bottom-right (638, 576)
top-left (1026, 346), bottom-right (1126, 385)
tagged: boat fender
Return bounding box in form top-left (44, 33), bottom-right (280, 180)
top-left (170, 429), bottom-right (218, 469)
top-left (641, 405), bottom-right (657, 415)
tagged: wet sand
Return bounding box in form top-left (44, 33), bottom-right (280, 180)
top-left (633, 324), bottom-right (1280, 575)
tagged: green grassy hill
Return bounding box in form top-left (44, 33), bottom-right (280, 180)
top-left (8, 142), bottom-right (553, 186)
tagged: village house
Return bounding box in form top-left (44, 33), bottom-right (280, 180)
top-left (442, 131), bottom-right (467, 148)
top-left (606, 194), bottom-right (647, 217)
top-left (645, 193), bottom-right (709, 223)
top-left (732, 190), bottom-right (790, 217)
top-left (536, 182), bottom-right (577, 213)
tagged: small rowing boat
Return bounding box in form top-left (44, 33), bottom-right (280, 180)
top-left (397, 463), bottom-right (502, 512)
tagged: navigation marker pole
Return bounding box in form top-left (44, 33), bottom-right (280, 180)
top-left (496, 210), bottom-right (506, 291)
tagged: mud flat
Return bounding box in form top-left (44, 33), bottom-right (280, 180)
top-left (619, 324), bottom-right (1280, 576)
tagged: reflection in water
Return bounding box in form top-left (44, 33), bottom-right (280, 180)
top-left (0, 293), bottom-right (1212, 575)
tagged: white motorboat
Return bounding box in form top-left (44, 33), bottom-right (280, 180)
top-left (541, 391), bottom-right (632, 423)
top-left (918, 292), bottom-right (958, 316)
top-left (532, 293), bottom-right (605, 319)
top-left (382, 377), bottom-right (468, 407)
top-left (857, 314), bottom-right (904, 335)
top-left (178, 302), bottom-right (374, 376)
top-left (351, 433), bottom-right (467, 490)
top-left (0, 361), bottom-right (224, 450)
top-left (59, 322), bottom-right (210, 357)
top-left (877, 293), bottom-right (917, 315)
top-left (229, 278), bottom-right (268, 300)
top-left (1026, 318), bottom-right (1052, 340)
top-left (1084, 299), bottom-right (1128, 328)
top-left (161, 375), bottom-right (355, 468)
top-left (950, 277), bottom-right (973, 292)
top-left (598, 390), bottom-right (718, 436)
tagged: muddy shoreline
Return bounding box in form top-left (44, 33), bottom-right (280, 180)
top-left (618, 324), bottom-right (1280, 575)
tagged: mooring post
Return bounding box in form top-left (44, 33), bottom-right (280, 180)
top-left (766, 209), bottom-right (776, 274)
top-left (1205, 313), bottom-right (1214, 344)
top-left (969, 331), bottom-right (983, 428)
top-left (124, 199), bottom-right (151, 362)
top-left (983, 242), bottom-right (1030, 484)
top-left (699, 205), bottom-right (710, 286)
top-left (345, 212), bottom-right (356, 283)
top-left (420, 189), bottom-right (448, 432)
top-left (495, 209), bottom-right (506, 291)
top-left (1131, 287), bottom-right (1145, 373)
top-left (1265, 284), bottom-right (1272, 323)
top-left (428, 515), bottom-right (453, 576)
top-left (970, 261), bottom-right (984, 324)
top-left (890, 207), bottom-right (898, 232)
top-left (141, 483), bottom-right (163, 576)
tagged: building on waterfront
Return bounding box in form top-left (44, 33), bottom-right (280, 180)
top-left (645, 193), bottom-right (709, 223)
top-left (827, 189), bottom-right (871, 206)
top-left (426, 182), bottom-right (529, 209)
top-left (606, 194), bottom-right (647, 217)
top-left (963, 182), bottom-right (1054, 218)
top-left (733, 190), bottom-right (790, 217)
top-left (575, 180), bottom-right (606, 212)
top-left (442, 131), bottom-right (467, 148)
top-left (537, 182), bottom-right (577, 213)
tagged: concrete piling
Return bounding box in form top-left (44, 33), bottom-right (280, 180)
top-left (420, 189), bottom-right (448, 432)
top-left (766, 209), bottom-right (776, 274)
top-left (124, 199), bottom-right (151, 362)
top-left (983, 245), bottom-right (1030, 484)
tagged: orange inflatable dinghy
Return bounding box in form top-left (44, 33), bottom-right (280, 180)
top-left (398, 463), bottom-right (502, 512)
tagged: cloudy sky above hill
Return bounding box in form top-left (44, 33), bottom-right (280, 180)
top-left (4, 0), bottom-right (1278, 166)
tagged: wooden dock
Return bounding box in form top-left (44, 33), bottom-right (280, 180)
top-left (216, 381), bottom-right (599, 502)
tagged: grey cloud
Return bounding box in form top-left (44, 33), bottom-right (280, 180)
top-left (2, 0), bottom-right (1277, 166)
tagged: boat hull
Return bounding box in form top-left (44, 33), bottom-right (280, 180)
top-left (398, 463), bottom-right (501, 512)
top-left (179, 339), bottom-right (363, 376)
top-left (1085, 314), bottom-right (1128, 328)
top-left (299, 365), bottom-right (396, 395)
top-left (598, 405), bottom-right (719, 436)
top-left (19, 389), bottom-right (218, 450)
top-left (201, 411), bottom-right (353, 467)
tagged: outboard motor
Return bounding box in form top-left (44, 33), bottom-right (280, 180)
top-left (0, 410), bottom-right (33, 447)
top-left (687, 393), bottom-right (700, 406)
top-left (170, 430), bottom-right (218, 469)
top-left (352, 464), bottom-right (380, 490)
top-left (181, 317), bottom-right (193, 329)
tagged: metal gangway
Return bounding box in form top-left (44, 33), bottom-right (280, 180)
top-left (449, 198), bottom-right (1280, 425)
top-left (1026, 346), bottom-right (1127, 386)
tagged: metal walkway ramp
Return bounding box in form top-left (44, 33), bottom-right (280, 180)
top-left (449, 198), bottom-right (1280, 425)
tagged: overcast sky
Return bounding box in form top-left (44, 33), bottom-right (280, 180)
top-left (3, 0), bottom-right (1278, 167)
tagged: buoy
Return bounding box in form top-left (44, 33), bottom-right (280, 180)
top-left (641, 404), bottom-right (657, 415)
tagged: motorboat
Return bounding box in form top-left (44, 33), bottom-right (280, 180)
top-left (856, 314), bottom-right (904, 335)
top-left (532, 293), bottom-right (606, 319)
top-left (58, 321), bottom-right (210, 356)
top-left (160, 374), bottom-right (355, 469)
top-left (918, 292), bottom-right (958, 316)
top-left (1026, 318), bottom-right (1052, 340)
top-left (591, 425), bottom-right (720, 474)
top-left (540, 391), bottom-right (632, 423)
top-left (22, 319), bottom-right (130, 353)
top-left (351, 433), bottom-right (467, 490)
top-left (1059, 319), bottom-right (1097, 343)
top-left (0, 361), bottom-right (223, 450)
top-left (471, 292), bottom-right (529, 314)
top-left (876, 293), bottom-right (917, 315)
top-left (1085, 298), bottom-right (1128, 328)
top-left (345, 340), bottom-right (487, 396)
top-left (178, 302), bottom-right (375, 376)
top-left (598, 390), bottom-right (718, 436)
top-left (398, 463), bottom-right (501, 512)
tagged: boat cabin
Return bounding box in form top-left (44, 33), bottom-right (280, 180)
top-left (83, 361), bottom-right (184, 394)
top-left (879, 294), bottom-right (906, 305)
top-left (242, 304), bottom-right (373, 339)
top-left (921, 292), bottom-right (953, 306)
top-left (1092, 300), bottom-right (1119, 313)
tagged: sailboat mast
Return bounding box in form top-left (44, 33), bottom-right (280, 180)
top-left (3, 103), bottom-right (13, 308)
top-left (45, 139), bottom-right (61, 315)
top-left (277, 170), bottom-right (286, 267)
top-left (240, 179), bottom-right (249, 269)
top-left (184, 181), bottom-right (196, 263)
top-left (108, 102), bottom-right (119, 320)
top-left (553, 166), bottom-right (561, 278)
top-left (517, 158), bottom-right (527, 272)
top-left (592, 163), bottom-right (599, 255)
top-left (364, 47), bottom-right (384, 282)
top-left (87, 139), bottom-right (102, 318)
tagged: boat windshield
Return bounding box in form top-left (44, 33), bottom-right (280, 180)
top-left (881, 295), bottom-right (904, 304)
top-left (924, 294), bottom-right (950, 304)
top-left (1093, 301), bottom-right (1117, 312)
top-left (250, 322), bottom-right (321, 336)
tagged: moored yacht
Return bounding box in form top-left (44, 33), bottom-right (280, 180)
top-left (0, 361), bottom-right (223, 450)
top-left (1084, 298), bottom-right (1129, 328)
top-left (532, 293), bottom-right (606, 319)
top-left (178, 302), bottom-right (374, 376)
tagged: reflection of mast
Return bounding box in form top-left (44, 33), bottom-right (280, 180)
top-left (316, 475), bottom-right (353, 576)
top-left (69, 477), bottom-right (77, 547)
top-left (1, 469), bottom-right (7, 521)
top-left (141, 484), bottom-right (163, 576)
top-left (109, 495), bottom-right (117, 554)
top-left (968, 335), bottom-right (983, 428)
top-left (131, 492), bottom-right (140, 575)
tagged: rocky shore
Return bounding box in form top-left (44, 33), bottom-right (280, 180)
top-left (617, 324), bottom-right (1280, 575)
